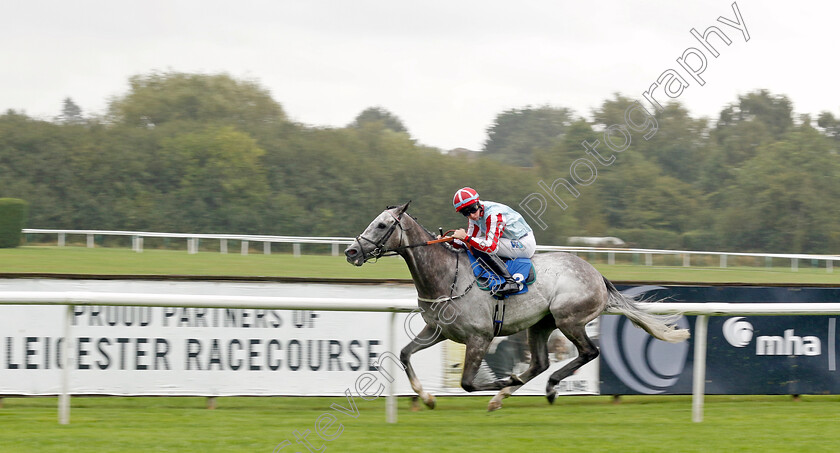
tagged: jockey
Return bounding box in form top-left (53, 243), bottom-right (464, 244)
top-left (450, 187), bottom-right (536, 297)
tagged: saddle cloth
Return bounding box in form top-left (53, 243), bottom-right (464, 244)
top-left (466, 251), bottom-right (536, 297)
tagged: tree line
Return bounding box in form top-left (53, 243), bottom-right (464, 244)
top-left (1, 72), bottom-right (838, 254)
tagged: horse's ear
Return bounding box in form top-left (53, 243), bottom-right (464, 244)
top-left (396, 200), bottom-right (411, 215)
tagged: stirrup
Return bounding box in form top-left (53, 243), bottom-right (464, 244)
top-left (492, 279), bottom-right (520, 297)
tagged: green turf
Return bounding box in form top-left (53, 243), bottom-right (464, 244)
top-left (1, 247), bottom-right (838, 451)
top-left (0, 246), bottom-right (409, 280)
top-left (1, 245), bottom-right (839, 284)
top-left (0, 395), bottom-right (838, 452)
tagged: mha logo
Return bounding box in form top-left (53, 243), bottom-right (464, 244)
top-left (722, 317), bottom-right (821, 356)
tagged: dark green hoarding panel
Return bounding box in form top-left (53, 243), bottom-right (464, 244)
top-left (601, 285), bottom-right (840, 395)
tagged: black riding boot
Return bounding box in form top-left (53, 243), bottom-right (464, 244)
top-left (473, 250), bottom-right (520, 297)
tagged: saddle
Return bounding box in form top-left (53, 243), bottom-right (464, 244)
top-left (466, 251), bottom-right (536, 298)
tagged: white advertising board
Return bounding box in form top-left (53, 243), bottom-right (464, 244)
top-left (0, 279), bottom-right (598, 396)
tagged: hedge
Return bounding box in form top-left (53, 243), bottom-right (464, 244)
top-left (0, 198), bottom-right (28, 248)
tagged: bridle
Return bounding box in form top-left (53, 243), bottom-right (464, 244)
top-left (353, 209), bottom-right (407, 262)
top-left (352, 206), bottom-right (474, 302)
top-left (353, 208), bottom-right (456, 263)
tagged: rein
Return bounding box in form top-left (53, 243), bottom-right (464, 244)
top-left (393, 234), bottom-right (455, 251)
top-left (416, 255), bottom-right (475, 304)
top-left (354, 211), bottom-right (454, 262)
top-left (354, 210), bottom-right (473, 302)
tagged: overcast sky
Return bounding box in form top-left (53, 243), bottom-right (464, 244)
top-left (1, 1), bottom-right (836, 150)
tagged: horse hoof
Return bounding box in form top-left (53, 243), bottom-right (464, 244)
top-left (423, 394), bottom-right (436, 410)
top-left (487, 400), bottom-right (502, 412)
top-left (546, 391), bottom-right (557, 405)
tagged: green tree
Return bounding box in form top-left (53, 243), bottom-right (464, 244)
top-left (108, 72), bottom-right (286, 129)
top-left (532, 119), bottom-right (599, 172)
top-left (592, 96), bottom-right (710, 184)
top-left (717, 90), bottom-right (794, 140)
top-left (8, 70), bottom-right (839, 254)
top-left (717, 124), bottom-right (840, 253)
top-left (349, 107), bottom-right (409, 134)
top-left (636, 102), bottom-right (710, 184)
top-left (57, 98), bottom-right (84, 125)
top-left (0, 112), bottom-right (85, 228)
top-left (699, 90), bottom-right (793, 201)
top-left (817, 111), bottom-right (840, 143)
top-left (483, 105), bottom-right (573, 167)
top-left (596, 150), bottom-right (702, 233)
top-left (158, 126), bottom-right (269, 233)
top-left (591, 93), bottom-right (636, 129)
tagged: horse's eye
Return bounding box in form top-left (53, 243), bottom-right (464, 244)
top-left (377, 223), bottom-right (386, 229)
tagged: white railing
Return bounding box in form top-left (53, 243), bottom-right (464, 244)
top-left (540, 245), bottom-right (839, 272)
top-left (1, 291), bottom-right (839, 424)
top-left (22, 228), bottom-right (840, 272)
top-left (23, 228), bottom-right (353, 257)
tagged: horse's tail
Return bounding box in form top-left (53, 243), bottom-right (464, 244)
top-left (603, 277), bottom-right (690, 343)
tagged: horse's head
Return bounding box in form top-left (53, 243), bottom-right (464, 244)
top-left (345, 201), bottom-right (411, 266)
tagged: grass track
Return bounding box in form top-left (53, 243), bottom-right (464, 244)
top-left (2, 246), bottom-right (839, 284)
top-left (1, 246), bottom-right (839, 451)
top-left (1, 395), bottom-right (838, 452)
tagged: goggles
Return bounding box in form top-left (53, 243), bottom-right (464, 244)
top-left (460, 203), bottom-right (480, 216)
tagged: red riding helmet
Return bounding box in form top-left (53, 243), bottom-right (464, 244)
top-left (453, 187), bottom-right (480, 212)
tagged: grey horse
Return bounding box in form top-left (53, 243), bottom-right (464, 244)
top-left (345, 202), bottom-right (689, 411)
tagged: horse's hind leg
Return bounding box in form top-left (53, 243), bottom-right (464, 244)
top-left (400, 324), bottom-right (446, 409)
top-left (488, 315), bottom-right (554, 411)
top-left (544, 322), bottom-right (599, 404)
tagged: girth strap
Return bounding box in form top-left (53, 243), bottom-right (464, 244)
top-left (493, 298), bottom-right (506, 336)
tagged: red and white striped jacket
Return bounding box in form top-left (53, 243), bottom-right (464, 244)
top-left (455, 201), bottom-right (532, 253)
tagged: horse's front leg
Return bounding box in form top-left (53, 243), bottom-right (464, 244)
top-left (400, 324), bottom-right (446, 409)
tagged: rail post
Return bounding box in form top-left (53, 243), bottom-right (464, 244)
top-left (691, 315), bottom-right (709, 423)
top-left (386, 311), bottom-right (398, 424)
top-left (59, 304), bottom-right (72, 425)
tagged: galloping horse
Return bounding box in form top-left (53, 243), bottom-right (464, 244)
top-left (345, 202), bottom-right (689, 411)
